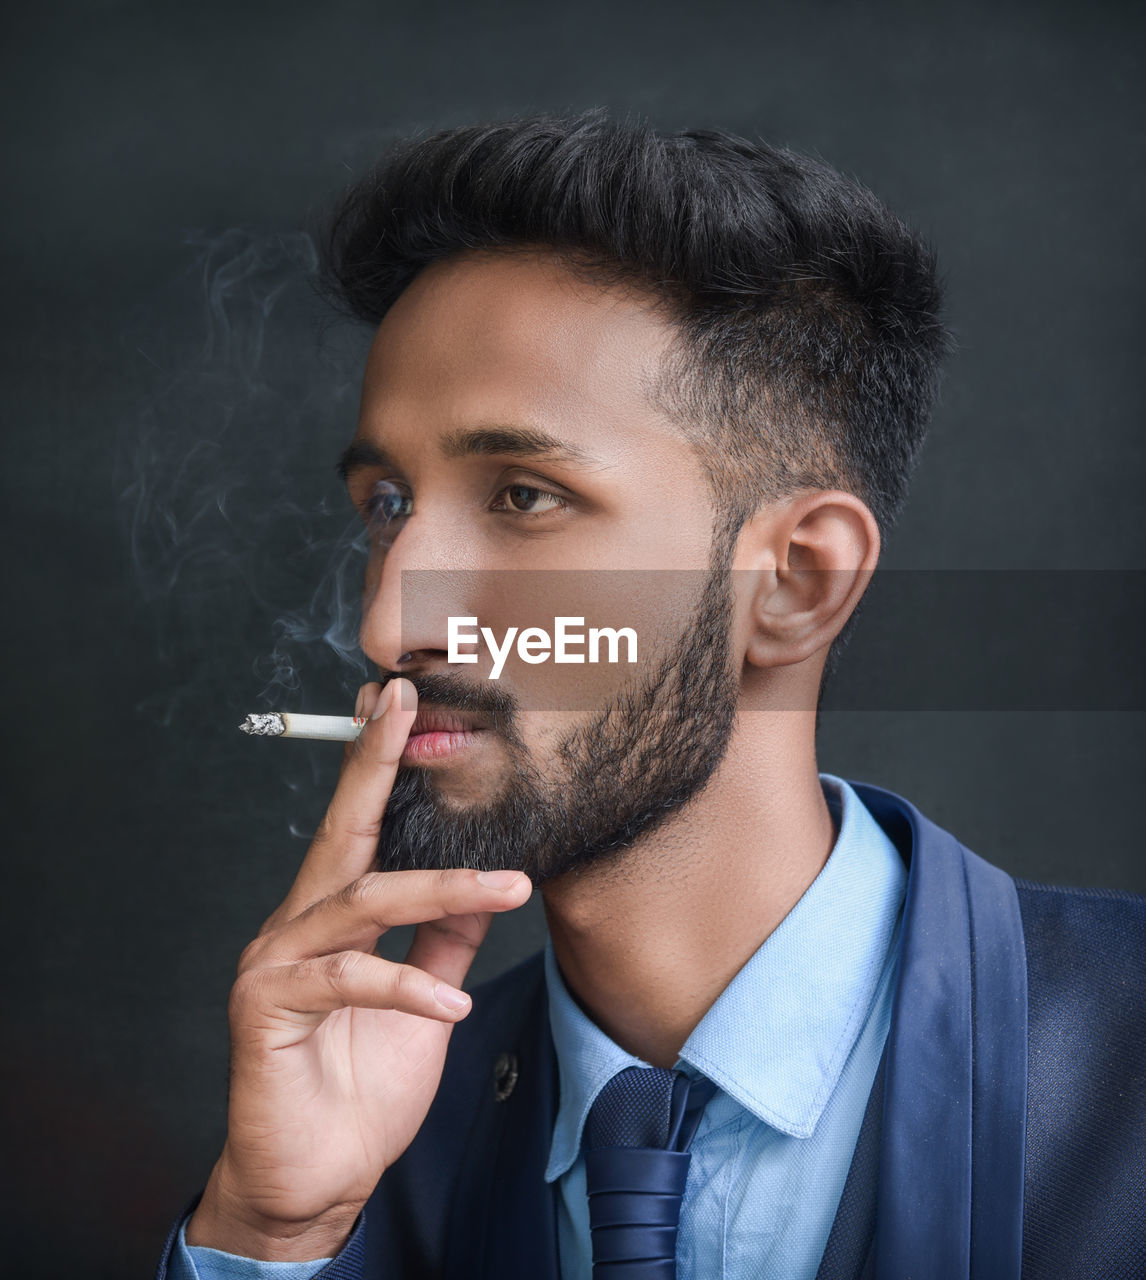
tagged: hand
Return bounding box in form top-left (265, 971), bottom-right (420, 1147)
top-left (185, 678), bottom-right (533, 1260)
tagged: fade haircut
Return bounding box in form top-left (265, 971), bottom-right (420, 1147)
top-left (320, 109), bottom-right (951, 683)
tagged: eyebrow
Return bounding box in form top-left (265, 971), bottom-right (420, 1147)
top-left (337, 425), bottom-right (607, 484)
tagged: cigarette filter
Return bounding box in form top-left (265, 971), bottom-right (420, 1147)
top-left (239, 712), bottom-right (367, 742)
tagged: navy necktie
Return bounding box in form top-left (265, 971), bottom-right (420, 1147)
top-left (583, 1066), bottom-right (717, 1278)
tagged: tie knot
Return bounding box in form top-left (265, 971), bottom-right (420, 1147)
top-left (587, 1066), bottom-right (677, 1150)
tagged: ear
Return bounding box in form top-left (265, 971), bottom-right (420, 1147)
top-left (741, 490), bottom-right (880, 670)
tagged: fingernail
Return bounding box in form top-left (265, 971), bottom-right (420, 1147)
top-left (435, 983), bottom-right (471, 1012)
top-left (476, 870), bottom-right (525, 890)
top-left (371, 682), bottom-right (397, 719)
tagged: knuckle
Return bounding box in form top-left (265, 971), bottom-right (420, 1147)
top-left (310, 814), bottom-right (337, 849)
top-left (322, 950), bottom-right (365, 992)
top-left (339, 871), bottom-right (385, 914)
top-left (391, 963), bottom-right (423, 1003)
top-left (253, 912), bottom-right (280, 939)
top-left (292, 953), bottom-right (326, 984)
top-left (437, 868), bottom-right (473, 902)
top-left (228, 968), bottom-right (266, 1019)
top-left (236, 937), bottom-right (265, 974)
top-left (342, 808), bottom-right (383, 842)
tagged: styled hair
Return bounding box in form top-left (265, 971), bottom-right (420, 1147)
top-left (320, 109), bottom-right (951, 685)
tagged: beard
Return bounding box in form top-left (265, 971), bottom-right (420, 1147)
top-left (373, 547), bottom-right (741, 886)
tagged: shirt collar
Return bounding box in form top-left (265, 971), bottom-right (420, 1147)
top-left (543, 774), bottom-right (907, 1181)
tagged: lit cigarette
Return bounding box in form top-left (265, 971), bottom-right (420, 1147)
top-left (239, 712), bottom-right (368, 742)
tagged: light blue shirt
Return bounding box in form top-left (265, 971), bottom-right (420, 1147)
top-left (171, 774), bottom-right (906, 1279)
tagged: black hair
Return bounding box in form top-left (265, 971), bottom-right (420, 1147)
top-left (320, 109), bottom-right (952, 694)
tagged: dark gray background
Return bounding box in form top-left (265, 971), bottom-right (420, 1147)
top-left (1, 1), bottom-right (1142, 1275)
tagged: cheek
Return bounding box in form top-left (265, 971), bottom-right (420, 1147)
top-left (513, 708), bottom-right (586, 763)
top-left (517, 707), bottom-right (575, 740)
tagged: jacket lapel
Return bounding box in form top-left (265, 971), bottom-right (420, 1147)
top-left (851, 782), bottom-right (1028, 1280)
top-left (444, 962), bottom-right (561, 1280)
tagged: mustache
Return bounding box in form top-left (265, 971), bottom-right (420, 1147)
top-left (381, 668), bottom-right (519, 739)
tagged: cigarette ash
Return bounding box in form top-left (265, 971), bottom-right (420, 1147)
top-left (116, 228), bottom-right (374, 733)
top-left (239, 713), bottom-right (285, 737)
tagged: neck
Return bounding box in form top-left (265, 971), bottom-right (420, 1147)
top-left (540, 710), bottom-right (836, 1069)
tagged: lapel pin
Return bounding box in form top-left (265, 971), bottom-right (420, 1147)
top-left (494, 1052), bottom-right (519, 1101)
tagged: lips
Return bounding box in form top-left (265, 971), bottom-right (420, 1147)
top-left (400, 703), bottom-right (489, 766)
top-left (409, 704), bottom-right (488, 736)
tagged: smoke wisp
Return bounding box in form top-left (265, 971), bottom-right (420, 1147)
top-left (117, 227), bottom-right (374, 729)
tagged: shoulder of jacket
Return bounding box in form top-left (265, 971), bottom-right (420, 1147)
top-left (1014, 877), bottom-right (1146, 1016)
top-left (1014, 876), bottom-right (1146, 920)
top-left (1014, 876), bottom-right (1146, 1267)
top-left (1013, 878), bottom-right (1146, 972)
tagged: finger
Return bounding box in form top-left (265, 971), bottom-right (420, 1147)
top-left (404, 910), bottom-right (495, 992)
top-left (255, 868), bottom-right (531, 965)
top-left (355, 681), bottom-right (382, 719)
top-left (341, 681), bottom-right (384, 772)
top-left (278, 678), bottom-right (418, 919)
top-left (232, 949), bottom-right (474, 1034)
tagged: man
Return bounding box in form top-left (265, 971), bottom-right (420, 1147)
top-left (156, 112), bottom-right (1146, 1278)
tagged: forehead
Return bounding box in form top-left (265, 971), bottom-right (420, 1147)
top-left (357, 249), bottom-right (684, 460)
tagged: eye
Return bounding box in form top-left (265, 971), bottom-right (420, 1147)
top-left (492, 483), bottom-right (568, 517)
top-left (355, 477), bottom-right (569, 544)
top-left (362, 479), bottom-right (412, 544)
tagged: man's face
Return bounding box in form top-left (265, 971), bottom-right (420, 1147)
top-left (341, 249), bottom-right (745, 884)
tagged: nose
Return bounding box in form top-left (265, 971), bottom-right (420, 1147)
top-left (359, 511), bottom-right (480, 675)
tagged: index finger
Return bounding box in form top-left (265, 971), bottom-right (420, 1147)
top-left (275, 677), bottom-right (418, 922)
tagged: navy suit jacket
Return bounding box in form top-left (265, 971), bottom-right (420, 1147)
top-left (157, 782), bottom-right (1146, 1279)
